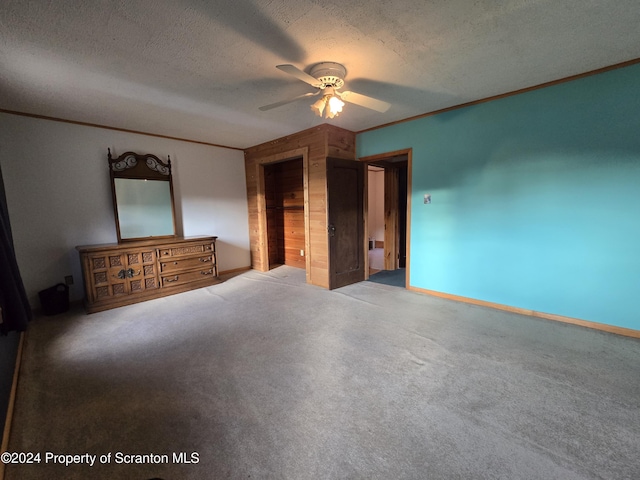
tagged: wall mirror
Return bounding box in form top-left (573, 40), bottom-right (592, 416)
top-left (108, 149), bottom-right (177, 242)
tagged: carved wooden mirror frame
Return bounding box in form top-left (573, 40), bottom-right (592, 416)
top-left (108, 148), bottom-right (178, 242)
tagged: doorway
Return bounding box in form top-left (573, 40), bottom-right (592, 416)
top-left (263, 158), bottom-right (305, 270)
top-left (360, 149), bottom-right (412, 288)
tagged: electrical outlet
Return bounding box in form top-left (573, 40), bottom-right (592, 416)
top-left (64, 275), bottom-right (74, 285)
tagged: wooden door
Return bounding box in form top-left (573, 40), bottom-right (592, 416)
top-left (382, 163), bottom-right (408, 270)
top-left (327, 158), bottom-right (365, 289)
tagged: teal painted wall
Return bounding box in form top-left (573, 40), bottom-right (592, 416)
top-left (357, 63), bottom-right (640, 331)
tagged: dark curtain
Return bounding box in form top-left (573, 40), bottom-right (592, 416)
top-left (0, 164), bottom-right (31, 334)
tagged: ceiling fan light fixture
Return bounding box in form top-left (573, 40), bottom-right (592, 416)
top-left (310, 86), bottom-right (344, 119)
top-left (327, 95), bottom-right (344, 118)
top-left (311, 96), bottom-right (326, 116)
top-left (310, 94), bottom-right (344, 119)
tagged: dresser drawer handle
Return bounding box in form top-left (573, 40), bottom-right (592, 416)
top-left (199, 257), bottom-right (211, 262)
top-left (200, 270), bottom-right (212, 276)
top-left (112, 268), bottom-right (141, 279)
top-left (112, 269), bottom-right (127, 280)
top-left (165, 275), bottom-right (179, 283)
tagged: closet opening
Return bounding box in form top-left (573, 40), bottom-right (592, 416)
top-left (263, 158), bottom-right (305, 270)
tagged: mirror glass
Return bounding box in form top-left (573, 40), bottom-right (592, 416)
top-left (114, 178), bottom-right (175, 239)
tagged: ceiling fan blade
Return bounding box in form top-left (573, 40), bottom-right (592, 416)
top-left (276, 64), bottom-right (322, 87)
top-left (259, 91), bottom-right (320, 111)
top-left (339, 91), bottom-right (391, 113)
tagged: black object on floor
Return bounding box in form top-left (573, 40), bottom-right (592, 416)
top-left (38, 283), bottom-right (69, 315)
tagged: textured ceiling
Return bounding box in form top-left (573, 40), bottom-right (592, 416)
top-left (2, 0), bottom-right (640, 149)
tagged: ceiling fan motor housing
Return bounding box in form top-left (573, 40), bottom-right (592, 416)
top-left (310, 62), bottom-right (346, 89)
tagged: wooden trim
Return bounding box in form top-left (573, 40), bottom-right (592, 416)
top-left (359, 149), bottom-right (414, 164)
top-left (0, 109), bottom-right (244, 151)
top-left (249, 147), bottom-right (309, 166)
top-left (358, 57), bottom-right (640, 134)
top-left (363, 167), bottom-right (370, 280)
top-left (405, 149), bottom-right (413, 289)
top-left (302, 152), bottom-right (312, 284)
top-left (1, 332), bottom-right (25, 480)
top-left (219, 266), bottom-right (251, 276)
top-left (409, 286), bottom-right (640, 339)
top-left (256, 162), bottom-right (269, 271)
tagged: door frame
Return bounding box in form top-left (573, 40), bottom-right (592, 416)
top-left (253, 147), bottom-right (311, 283)
top-left (358, 148), bottom-right (412, 288)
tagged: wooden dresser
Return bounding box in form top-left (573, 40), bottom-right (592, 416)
top-left (76, 236), bottom-right (219, 313)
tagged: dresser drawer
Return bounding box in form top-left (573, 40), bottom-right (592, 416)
top-left (161, 267), bottom-right (215, 287)
top-left (159, 255), bottom-right (213, 273)
top-left (158, 242), bottom-right (214, 258)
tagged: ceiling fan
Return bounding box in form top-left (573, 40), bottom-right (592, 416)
top-left (259, 62), bottom-right (391, 118)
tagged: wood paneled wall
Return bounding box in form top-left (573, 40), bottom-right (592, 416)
top-left (244, 124), bottom-right (356, 288)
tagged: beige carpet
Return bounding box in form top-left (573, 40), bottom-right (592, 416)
top-left (5, 266), bottom-right (640, 479)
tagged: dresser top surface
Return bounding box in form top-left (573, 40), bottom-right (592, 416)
top-left (76, 235), bottom-right (217, 253)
